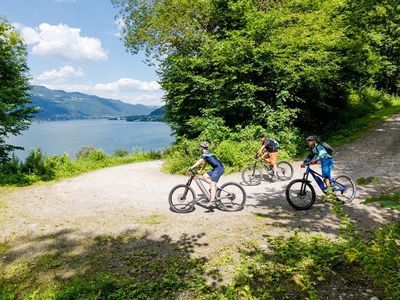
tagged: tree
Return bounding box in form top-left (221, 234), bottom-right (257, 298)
top-left (343, 0), bottom-right (400, 95)
top-left (113, 0), bottom-right (398, 137)
top-left (0, 18), bottom-right (36, 162)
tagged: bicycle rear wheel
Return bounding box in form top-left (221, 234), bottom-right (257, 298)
top-left (241, 164), bottom-right (263, 185)
top-left (168, 184), bottom-right (195, 213)
top-left (285, 179), bottom-right (316, 210)
top-left (276, 161), bottom-right (294, 181)
top-left (217, 182), bottom-right (246, 211)
top-left (332, 175), bottom-right (356, 203)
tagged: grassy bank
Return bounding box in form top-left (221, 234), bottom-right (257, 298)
top-left (0, 147), bottom-right (162, 186)
top-left (328, 91), bottom-right (400, 147)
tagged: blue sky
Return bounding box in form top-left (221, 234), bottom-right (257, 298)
top-left (0, 0), bottom-right (163, 106)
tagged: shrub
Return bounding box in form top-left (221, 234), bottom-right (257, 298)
top-left (76, 145), bottom-right (97, 160)
top-left (113, 149), bottom-right (129, 157)
top-left (86, 150), bottom-right (108, 162)
top-left (346, 87), bottom-right (394, 118)
top-left (22, 148), bottom-right (55, 180)
top-left (163, 117), bottom-right (301, 174)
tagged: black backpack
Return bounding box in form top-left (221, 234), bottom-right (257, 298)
top-left (320, 142), bottom-right (333, 155)
top-left (268, 138), bottom-right (280, 151)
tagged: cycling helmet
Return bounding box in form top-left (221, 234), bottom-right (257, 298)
top-left (199, 141), bottom-right (209, 148)
top-left (305, 135), bottom-right (318, 142)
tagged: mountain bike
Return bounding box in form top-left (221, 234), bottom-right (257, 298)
top-left (168, 169), bottom-right (246, 213)
top-left (241, 153), bottom-right (294, 185)
top-left (285, 163), bottom-right (356, 210)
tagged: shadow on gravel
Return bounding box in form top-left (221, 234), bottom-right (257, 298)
top-left (244, 180), bottom-right (399, 237)
top-left (0, 228), bottom-right (215, 299)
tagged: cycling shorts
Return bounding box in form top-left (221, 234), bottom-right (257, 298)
top-left (207, 166), bottom-right (224, 183)
top-left (321, 158), bottom-right (334, 179)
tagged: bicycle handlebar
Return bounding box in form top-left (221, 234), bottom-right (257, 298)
top-left (188, 168), bottom-right (199, 175)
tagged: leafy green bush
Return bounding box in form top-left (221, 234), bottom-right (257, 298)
top-left (363, 193), bottom-right (400, 209)
top-left (346, 88), bottom-right (395, 118)
top-left (85, 149), bottom-right (108, 161)
top-left (76, 145), bottom-right (97, 160)
top-left (113, 149), bottom-right (129, 157)
top-left (163, 117), bottom-right (301, 174)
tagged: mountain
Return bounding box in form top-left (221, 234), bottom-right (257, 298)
top-left (149, 106), bottom-right (164, 117)
top-left (30, 86), bottom-right (157, 120)
top-left (126, 106), bottom-right (165, 122)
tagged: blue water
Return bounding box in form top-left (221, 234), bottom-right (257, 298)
top-left (6, 119), bottom-right (175, 160)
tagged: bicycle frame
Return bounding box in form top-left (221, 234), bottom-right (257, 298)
top-left (303, 166), bottom-right (326, 191)
top-left (184, 170), bottom-right (234, 204)
top-left (303, 165), bottom-right (348, 193)
top-left (184, 173), bottom-right (211, 200)
top-left (251, 155), bottom-right (273, 175)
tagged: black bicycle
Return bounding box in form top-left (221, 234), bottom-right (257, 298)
top-left (168, 170), bottom-right (246, 213)
top-left (241, 153), bottom-right (294, 185)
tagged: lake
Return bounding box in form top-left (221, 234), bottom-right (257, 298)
top-left (6, 119), bottom-right (175, 160)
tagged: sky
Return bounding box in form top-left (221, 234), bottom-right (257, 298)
top-left (0, 0), bottom-right (164, 106)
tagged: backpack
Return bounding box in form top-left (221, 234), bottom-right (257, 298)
top-left (269, 138), bottom-right (280, 151)
top-left (320, 141), bottom-right (333, 155)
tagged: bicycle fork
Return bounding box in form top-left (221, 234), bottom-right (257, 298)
top-left (181, 176), bottom-right (194, 200)
top-left (299, 173), bottom-right (310, 195)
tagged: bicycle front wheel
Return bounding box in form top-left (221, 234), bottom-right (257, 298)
top-left (241, 164), bottom-right (263, 186)
top-left (168, 184), bottom-right (195, 213)
top-left (285, 179), bottom-right (316, 210)
top-left (217, 182), bottom-right (246, 211)
top-left (332, 175), bottom-right (356, 203)
top-left (276, 161), bottom-right (294, 181)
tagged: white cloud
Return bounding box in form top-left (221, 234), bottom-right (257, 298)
top-left (38, 78), bottom-right (163, 105)
top-left (95, 78), bottom-right (160, 92)
top-left (19, 23), bottom-right (107, 61)
top-left (36, 65), bottom-right (84, 82)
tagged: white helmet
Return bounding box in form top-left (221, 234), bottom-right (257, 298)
top-left (199, 141), bottom-right (209, 148)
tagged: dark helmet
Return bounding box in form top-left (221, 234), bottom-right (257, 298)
top-left (305, 135), bottom-right (318, 142)
top-left (199, 141), bottom-right (209, 148)
top-left (258, 133), bottom-right (265, 138)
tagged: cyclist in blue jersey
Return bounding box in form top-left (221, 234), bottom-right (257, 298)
top-left (189, 141), bottom-right (225, 208)
top-left (301, 135), bottom-right (334, 192)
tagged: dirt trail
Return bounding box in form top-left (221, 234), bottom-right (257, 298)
top-left (1, 115), bottom-right (399, 256)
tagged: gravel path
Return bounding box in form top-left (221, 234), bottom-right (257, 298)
top-left (1, 115), bottom-right (399, 256)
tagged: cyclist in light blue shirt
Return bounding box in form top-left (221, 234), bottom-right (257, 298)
top-left (189, 141), bottom-right (224, 208)
top-left (300, 135), bottom-right (334, 191)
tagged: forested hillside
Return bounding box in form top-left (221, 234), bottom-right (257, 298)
top-left (113, 0), bottom-right (399, 173)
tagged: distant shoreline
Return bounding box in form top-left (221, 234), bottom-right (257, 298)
top-left (32, 117), bottom-right (165, 123)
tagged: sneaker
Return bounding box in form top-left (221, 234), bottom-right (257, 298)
top-left (206, 201), bottom-right (216, 208)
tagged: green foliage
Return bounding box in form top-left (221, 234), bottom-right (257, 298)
top-left (75, 145), bottom-right (96, 160)
top-left (0, 147), bottom-right (163, 186)
top-left (327, 92), bottom-right (400, 147)
top-left (356, 176), bottom-right (378, 186)
top-left (346, 88), bottom-right (395, 119)
top-left (114, 0), bottom-right (399, 148)
top-left (0, 18), bottom-right (38, 162)
top-left (163, 117), bottom-right (300, 174)
top-left (363, 192), bottom-right (400, 209)
top-left (113, 149), bottom-right (129, 157)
